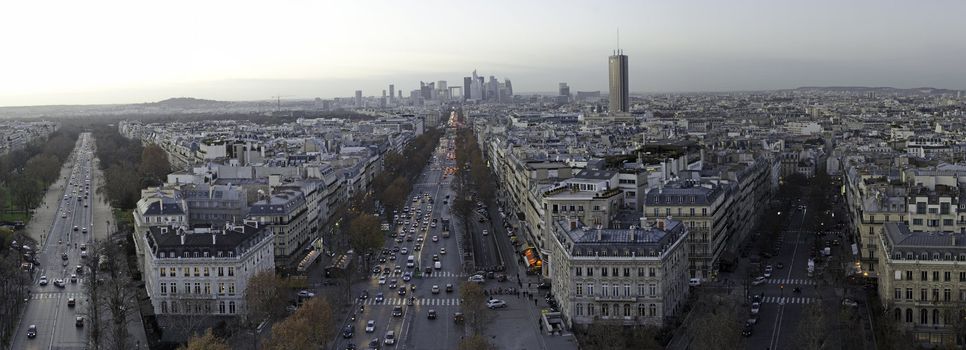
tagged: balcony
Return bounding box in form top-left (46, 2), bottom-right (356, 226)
top-left (593, 295), bottom-right (639, 302)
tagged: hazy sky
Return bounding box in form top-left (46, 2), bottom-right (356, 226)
top-left (1, 0), bottom-right (964, 106)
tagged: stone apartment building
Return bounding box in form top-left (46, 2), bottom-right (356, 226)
top-left (141, 222), bottom-right (274, 318)
top-left (248, 189), bottom-right (312, 268)
top-left (548, 217), bottom-right (690, 327)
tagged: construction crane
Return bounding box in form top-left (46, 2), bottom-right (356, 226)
top-left (269, 95), bottom-right (293, 112)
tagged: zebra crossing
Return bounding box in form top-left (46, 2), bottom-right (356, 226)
top-left (760, 296), bottom-right (814, 305)
top-left (382, 271), bottom-right (466, 279)
top-left (767, 278), bottom-right (816, 286)
top-left (31, 292), bottom-right (83, 300)
top-left (362, 297), bottom-right (461, 306)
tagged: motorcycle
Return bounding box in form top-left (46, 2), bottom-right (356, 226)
top-left (793, 287), bottom-right (801, 293)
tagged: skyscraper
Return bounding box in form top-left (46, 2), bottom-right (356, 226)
top-left (608, 50), bottom-right (629, 113)
top-left (558, 83), bottom-right (570, 97)
top-left (355, 90), bottom-right (363, 107)
top-left (389, 84), bottom-right (395, 104)
top-left (470, 70), bottom-right (483, 100)
top-left (463, 77), bottom-right (472, 100)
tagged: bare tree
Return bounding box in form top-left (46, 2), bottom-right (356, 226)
top-left (687, 297), bottom-right (742, 350)
top-left (796, 301), bottom-right (827, 350)
top-left (459, 282), bottom-right (489, 335)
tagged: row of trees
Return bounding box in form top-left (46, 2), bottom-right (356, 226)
top-left (92, 125), bottom-right (171, 210)
top-left (81, 238), bottom-right (141, 350)
top-left (0, 126), bottom-right (79, 217)
top-left (0, 228), bottom-right (31, 347)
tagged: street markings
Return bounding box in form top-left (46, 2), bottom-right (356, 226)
top-left (767, 278), bottom-right (816, 286)
top-left (384, 271), bottom-right (465, 278)
top-left (362, 297), bottom-right (461, 306)
top-left (30, 292), bottom-right (83, 300)
top-left (760, 296), bottom-right (814, 304)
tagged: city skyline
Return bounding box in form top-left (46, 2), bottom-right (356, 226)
top-left (1, 0), bottom-right (965, 107)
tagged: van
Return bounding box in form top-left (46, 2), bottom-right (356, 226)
top-left (434, 261), bottom-right (441, 270)
top-left (407, 255), bottom-right (415, 268)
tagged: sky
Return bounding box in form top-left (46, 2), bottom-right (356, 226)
top-left (0, 0), bottom-right (964, 106)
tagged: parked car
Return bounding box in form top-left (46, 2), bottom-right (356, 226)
top-left (468, 275), bottom-right (485, 283)
top-left (751, 302), bottom-right (761, 315)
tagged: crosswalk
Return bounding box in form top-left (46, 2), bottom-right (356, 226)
top-left (362, 297), bottom-right (461, 306)
top-left (381, 271), bottom-right (466, 279)
top-left (767, 278), bottom-right (816, 286)
top-left (760, 296), bottom-right (814, 304)
top-left (31, 292), bottom-right (83, 300)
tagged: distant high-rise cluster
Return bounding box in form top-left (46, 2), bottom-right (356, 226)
top-left (463, 70), bottom-right (512, 102)
top-left (608, 50), bottom-right (629, 113)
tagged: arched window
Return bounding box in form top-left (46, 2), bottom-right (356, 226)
top-left (613, 303), bottom-right (620, 317)
top-left (906, 308), bottom-right (913, 323)
top-left (638, 304), bottom-right (646, 316)
top-left (649, 304), bottom-right (657, 317)
top-left (602, 304), bottom-right (609, 317)
top-left (588, 304), bottom-right (595, 316)
top-left (933, 309), bottom-right (941, 325)
top-left (624, 304), bottom-right (631, 317)
top-left (921, 309), bottom-right (928, 324)
top-left (575, 303), bottom-right (583, 316)
top-left (161, 301), bottom-right (167, 314)
top-left (894, 308), bottom-right (901, 321)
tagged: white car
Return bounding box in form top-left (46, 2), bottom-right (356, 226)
top-left (440, 248), bottom-right (446, 255)
top-left (468, 275), bottom-right (485, 283)
top-left (752, 276), bottom-right (767, 286)
top-left (751, 302), bottom-right (761, 315)
top-left (378, 276), bottom-right (387, 285)
top-left (432, 235), bottom-right (438, 242)
top-left (384, 330), bottom-right (396, 345)
top-left (482, 229), bottom-right (488, 236)
top-left (365, 320), bottom-right (376, 333)
top-left (486, 299), bottom-right (507, 309)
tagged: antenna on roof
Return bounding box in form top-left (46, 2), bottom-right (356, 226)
top-left (617, 27), bottom-right (620, 54)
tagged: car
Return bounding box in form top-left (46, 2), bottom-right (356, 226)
top-left (76, 265), bottom-right (83, 274)
top-left (752, 276), bottom-right (767, 286)
top-left (62, 253), bottom-right (68, 261)
top-left (688, 278), bottom-right (701, 287)
top-left (68, 297), bottom-right (76, 307)
top-left (373, 266), bottom-right (382, 274)
top-left (482, 229), bottom-right (488, 236)
top-left (487, 299), bottom-right (507, 309)
top-left (432, 254), bottom-right (439, 261)
top-left (375, 293), bottom-right (385, 303)
top-left (359, 290), bottom-right (369, 300)
top-left (742, 324), bottom-right (753, 337)
top-left (39, 276), bottom-right (48, 286)
top-left (392, 306), bottom-right (403, 317)
top-left (54, 279), bottom-right (65, 288)
top-left (751, 302), bottom-right (761, 315)
top-left (398, 288), bottom-right (407, 296)
top-left (440, 248), bottom-right (446, 255)
top-left (384, 330), bottom-right (396, 345)
top-left (365, 320), bottom-right (376, 333)
top-left (73, 226), bottom-right (79, 231)
top-left (369, 338), bottom-right (381, 350)
top-left (842, 298), bottom-right (859, 307)
top-left (763, 270), bottom-right (772, 278)
top-left (388, 280), bottom-right (398, 289)
top-left (402, 272), bottom-right (412, 282)
top-left (446, 284), bottom-right (454, 293)
top-left (343, 324), bottom-right (355, 338)
top-left (747, 314), bottom-right (759, 325)
top-left (453, 312), bottom-right (464, 324)
top-left (378, 256), bottom-right (387, 263)
top-left (432, 235), bottom-right (438, 242)
top-left (537, 282), bottom-right (551, 290)
top-left (400, 248), bottom-right (408, 255)
top-left (776, 262), bottom-right (784, 269)
top-left (378, 276), bottom-right (387, 285)
top-left (468, 275), bottom-right (485, 283)
top-left (432, 285), bottom-right (440, 294)
top-left (394, 266), bottom-right (402, 274)
top-left (428, 309), bottom-right (437, 319)
top-left (297, 290), bottom-right (315, 298)
top-left (413, 245), bottom-right (421, 252)
top-left (27, 324), bottom-right (37, 338)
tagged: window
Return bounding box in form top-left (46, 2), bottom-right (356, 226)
top-left (944, 289), bottom-right (951, 301)
top-left (934, 271), bottom-right (940, 281)
top-left (649, 267), bottom-right (656, 277)
top-left (602, 268), bottom-right (608, 277)
top-left (649, 304), bottom-right (657, 317)
top-left (906, 271), bottom-right (913, 280)
top-left (160, 283), bottom-right (167, 294)
top-left (183, 267), bottom-right (190, 277)
top-left (218, 267), bottom-right (224, 277)
top-left (204, 283), bottom-right (211, 295)
top-left (638, 283), bottom-right (645, 296)
top-left (587, 268), bottom-right (594, 277)
top-left (638, 268), bottom-right (645, 277)
top-left (588, 304), bottom-right (596, 316)
top-left (624, 304), bottom-right (631, 317)
top-left (623, 268), bottom-right (630, 277)
top-left (576, 284), bottom-right (583, 296)
top-left (624, 284), bottom-right (630, 297)
top-left (933, 289), bottom-right (940, 301)
top-left (649, 284), bottom-right (656, 297)
top-left (161, 301), bottom-right (168, 314)
top-left (638, 304), bottom-right (646, 316)
top-left (906, 309), bottom-right (913, 323)
top-left (588, 284), bottom-right (594, 296)
top-left (895, 288), bottom-right (901, 299)
top-left (602, 304), bottom-right (609, 317)
top-left (612, 267), bottom-right (619, 277)
top-left (602, 284), bottom-right (609, 296)
top-left (171, 284), bottom-right (177, 294)
top-left (576, 304), bottom-right (583, 316)
top-left (945, 272), bottom-right (951, 282)
top-left (160, 268), bottom-right (166, 277)
top-left (229, 301), bottom-right (236, 314)
top-left (203, 268), bottom-right (210, 277)
top-left (219, 283), bottom-right (225, 295)
top-left (912, 218), bottom-right (923, 225)
top-left (194, 283), bottom-right (201, 294)
top-left (228, 267), bottom-right (235, 276)
top-left (219, 301), bottom-right (226, 314)
top-left (612, 285), bottom-right (619, 296)
top-left (921, 289), bottom-right (927, 301)
top-left (575, 267), bottom-right (582, 276)
top-left (922, 271), bottom-right (928, 281)
top-left (906, 288), bottom-right (913, 300)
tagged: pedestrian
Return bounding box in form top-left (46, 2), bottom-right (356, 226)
top-left (534, 298), bottom-right (538, 305)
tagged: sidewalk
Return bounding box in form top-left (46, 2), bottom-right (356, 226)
top-left (23, 150), bottom-right (74, 244)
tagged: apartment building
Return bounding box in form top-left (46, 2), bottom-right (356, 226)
top-left (248, 189), bottom-right (312, 268)
top-left (548, 217), bottom-right (689, 327)
top-left (876, 222), bottom-right (966, 347)
top-left (142, 223), bottom-right (274, 317)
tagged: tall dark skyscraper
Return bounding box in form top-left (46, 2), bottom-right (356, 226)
top-left (389, 84), bottom-right (395, 104)
top-left (608, 50), bottom-right (629, 113)
top-left (463, 77), bottom-right (472, 100)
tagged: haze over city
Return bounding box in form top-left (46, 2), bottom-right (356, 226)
top-left (1, 0), bottom-right (964, 107)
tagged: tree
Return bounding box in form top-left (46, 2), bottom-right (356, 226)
top-left (687, 297), bottom-right (742, 350)
top-left (182, 328), bottom-right (230, 350)
top-left (296, 296), bottom-right (334, 348)
top-left (796, 302), bottom-right (827, 350)
top-left (459, 281), bottom-right (489, 335)
top-left (458, 334), bottom-right (494, 350)
top-left (244, 270), bottom-right (288, 325)
top-left (10, 175), bottom-right (39, 214)
top-left (347, 213), bottom-right (384, 271)
top-left (261, 313), bottom-right (313, 350)
top-left (138, 144), bottom-right (172, 185)
top-left (81, 240), bottom-right (107, 350)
